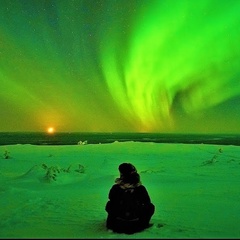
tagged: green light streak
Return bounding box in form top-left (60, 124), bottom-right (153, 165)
top-left (1, 0), bottom-right (240, 132)
top-left (101, 0), bottom-right (240, 131)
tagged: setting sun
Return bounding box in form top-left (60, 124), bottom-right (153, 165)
top-left (47, 127), bottom-right (55, 134)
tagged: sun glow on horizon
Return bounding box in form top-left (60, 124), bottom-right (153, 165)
top-left (47, 127), bottom-right (55, 134)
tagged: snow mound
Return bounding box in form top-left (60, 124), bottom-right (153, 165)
top-left (19, 163), bottom-right (86, 184)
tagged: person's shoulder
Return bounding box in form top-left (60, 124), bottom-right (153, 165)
top-left (113, 183), bottom-right (120, 187)
top-left (110, 183), bottom-right (121, 190)
top-left (136, 184), bottom-right (148, 191)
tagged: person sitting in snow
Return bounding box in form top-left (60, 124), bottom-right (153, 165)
top-left (105, 163), bottom-right (155, 234)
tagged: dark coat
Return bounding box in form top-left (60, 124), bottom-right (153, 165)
top-left (105, 181), bottom-right (155, 233)
top-left (108, 184), bottom-right (152, 208)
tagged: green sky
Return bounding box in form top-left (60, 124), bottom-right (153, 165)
top-left (0, 0), bottom-right (240, 133)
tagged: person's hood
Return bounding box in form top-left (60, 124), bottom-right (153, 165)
top-left (115, 177), bottom-right (141, 189)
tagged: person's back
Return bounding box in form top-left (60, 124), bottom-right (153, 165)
top-left (105, 163), bottom-right (155, 234)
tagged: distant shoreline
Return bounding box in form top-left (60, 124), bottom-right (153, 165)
top-left (0, 132), bottom-right (239, 146)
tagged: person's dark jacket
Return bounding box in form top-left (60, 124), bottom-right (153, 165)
top-left (107, 184), bottom-right (152, 211)
top-left (105, 176), bottom-right (155, 233)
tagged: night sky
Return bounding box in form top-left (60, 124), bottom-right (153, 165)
top-left (1, 0), bottom-right (240, 133)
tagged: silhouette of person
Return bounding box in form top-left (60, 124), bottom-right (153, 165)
top-left (105, 163), bottom-right (155, 234)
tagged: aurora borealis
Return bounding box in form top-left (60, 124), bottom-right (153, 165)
top-left (1, 0), bottom-right (240, 133)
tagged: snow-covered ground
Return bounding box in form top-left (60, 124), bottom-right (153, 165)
top-left (1, 141), bottom-right (240, 239)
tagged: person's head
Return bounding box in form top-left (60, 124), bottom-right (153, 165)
top-left (118, 163), bottom-right (140, 185)
top-left (118, 163), bottom-right (137, 177)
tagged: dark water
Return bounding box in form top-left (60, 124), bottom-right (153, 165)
top-left (0, 132), bottom-right (239, 146)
